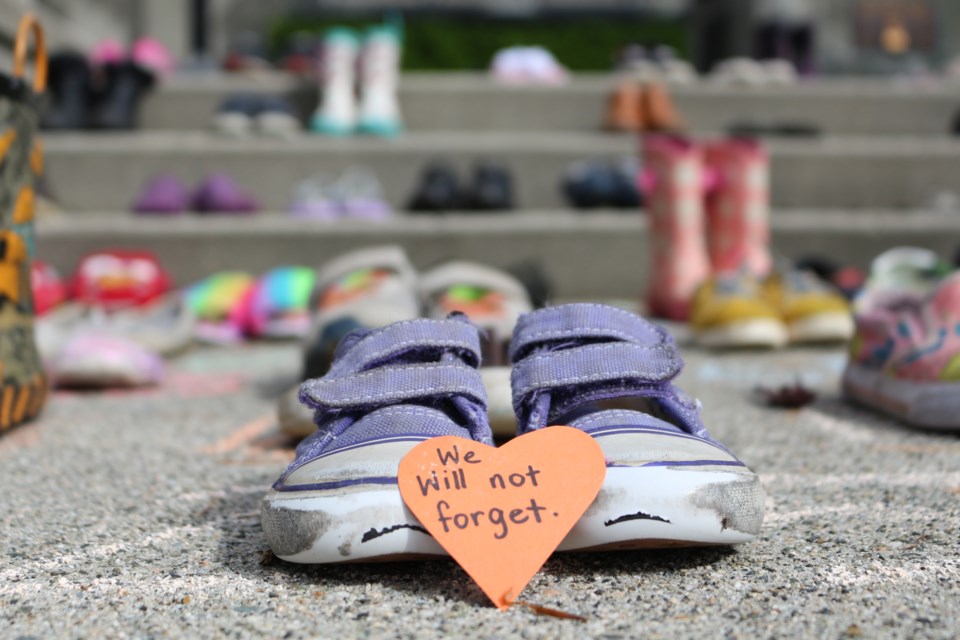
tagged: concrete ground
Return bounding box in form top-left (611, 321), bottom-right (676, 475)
top-left (2, 340), bottom-right (959, 639)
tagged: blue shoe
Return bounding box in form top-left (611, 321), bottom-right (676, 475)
top-left (509, 303), bottom-right (765, 551)
top-left (262, 315), bottom-right (493, 563)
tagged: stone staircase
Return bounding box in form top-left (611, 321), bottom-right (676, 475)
top-left (36, 72), bottom-right (960, 298)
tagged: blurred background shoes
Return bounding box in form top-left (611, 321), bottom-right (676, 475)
top-left (408, 160), bottom-right (514, 212)
top-left (213, 94), bottom-right (301, 137)
top-left (43, 38), bottom-right (173, 131)
top-left (563, 158), bottom-right (642, 210)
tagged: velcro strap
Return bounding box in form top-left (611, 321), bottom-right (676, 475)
top-left (301, 362), bottom-right (487, 411)
top-left (510, 304), bottom-right (671, 362)
top-left (328, 318), bottom-right (482, 375)
top-left (510, 342), bottom-right (681, 401)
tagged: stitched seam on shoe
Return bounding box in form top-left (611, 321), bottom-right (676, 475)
top-left (337, 336), bottom-right (480, 368)
top-left (575, 410), bottom-right (650, 427)
top-left (517, 326), bottom-right (655, 344)
top-left (304, 364), bottom-right (483, 404)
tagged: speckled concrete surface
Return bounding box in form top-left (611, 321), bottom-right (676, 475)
top-left (2, 342), bottom-right (958, 639)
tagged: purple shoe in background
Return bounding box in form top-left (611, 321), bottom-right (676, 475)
top-left (194, 172), bottom-right (260, 214)
top-left (132, 174), bottom-right (191, 215)
top-left (287, 176), bottom-right (340, 221)
top-left (339, 167), bottom-right (392, 221)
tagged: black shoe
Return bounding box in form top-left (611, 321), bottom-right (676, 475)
top-left (564, 160), bottom-right (641, 210)
top-left (407, 161), bottom-right (461, 212)
top-left (563, 160), bottom-right (609, 209)
top-left (42, 51), bottom-right (92, 130)
top-left (90, 61), bottom-right (156, 130)
top-left (467, 160), bottom-right (513, 211)
top-left (608, 159), bottom-right (642, 209)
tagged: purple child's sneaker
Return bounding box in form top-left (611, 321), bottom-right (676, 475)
top-left (509, 303), bottom-right (765, 551)
top-left (287, 176), bottom-right (340, 220)
top-left (338, 167), bottom-right (392, 221)
top-left (261, 315), bottom-right (493, 563)
top-left (193, 172), bottom-right (260, 214)
top-left (132, 174), bottom-right (191, 215)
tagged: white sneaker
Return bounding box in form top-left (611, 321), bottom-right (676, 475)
top-left (356, 25), bottom-right (403, 136)
top-left (709, 57), bottom-right (767, 86)
top-left (490, 46), bottom-right (526, 84)
top-left (523, 46), bottom-right (568, 85)
top-left (311, 28), bottom-right (358, 136)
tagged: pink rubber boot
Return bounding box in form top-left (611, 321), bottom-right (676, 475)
top-left (642, 135), bottom-right (711, 321)
top-left (703, 138), bottom-right (773, 277)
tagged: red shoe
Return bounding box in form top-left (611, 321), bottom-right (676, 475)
top-left (31, 260), bottom-right (67, 316)
top-left (69, 250), bottom-right (172, 310)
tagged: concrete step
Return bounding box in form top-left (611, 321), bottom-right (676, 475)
top-left (43, 132), bottom-right (960, 211)
top-left (36, 211), bottom-right (960, 300)
top-left (139, 72), bottom-right (960, 135)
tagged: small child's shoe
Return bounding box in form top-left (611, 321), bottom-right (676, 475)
top-left (509, 304), bottom-right (765, 550)
top-left (691, 272), bottom-right (788, 349)
top-left (762, 270), bottom-right (853, 344)
top-left (843, 270), bottom-right (960, 430)
top-left (262, 315), bottom-right (493, 563)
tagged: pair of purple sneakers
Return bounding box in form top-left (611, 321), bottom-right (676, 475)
top-left (261, 303), bottom-right (765, 564)
top-left (133, 173), bottom-right (259, 215)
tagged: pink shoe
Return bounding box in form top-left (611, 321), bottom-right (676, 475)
top-left (131, 37), bottom-right (175, 79)
top-left (703, 138), bottom-right (772, 277)
top-left (90, 39), bottom-right (125, 67)
top-left (642, 135), bottom-right (710, 321)
top-left (843, 271), bottom-right (960, 430)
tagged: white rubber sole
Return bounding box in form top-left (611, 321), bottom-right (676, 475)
top-left (263, 463), bottom-right (765, 563)
top-left (262, 485), bottom-right (445, 563)
top-left (559, 466), bottom-right (765, 550)
top-left (695, 318), bottom-right (788, 349)
top-left (842, 363), bottom-right (960, 430)
top-left (788, 312), bottom-right (854, 344)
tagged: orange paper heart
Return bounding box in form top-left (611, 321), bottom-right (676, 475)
top-left (398, 426), bottom-right (606, 610)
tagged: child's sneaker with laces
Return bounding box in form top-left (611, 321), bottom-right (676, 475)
top-left (262, 315), bottom-right (493, 562)
top-left (510, 304), bottom-right (765, 550)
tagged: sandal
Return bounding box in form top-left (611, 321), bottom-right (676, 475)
top-left (262, 315), bottom-right (492, 563)
top-left (509, 303), bottom-right (765, 550)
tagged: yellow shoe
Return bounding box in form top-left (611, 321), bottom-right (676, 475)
top-left (762, 271), bottom-right (854, 344)
top-left (691, 273), bottom-right (788, 348)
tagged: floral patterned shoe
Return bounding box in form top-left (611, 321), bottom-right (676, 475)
top-left (843, 271), bottom-right (960, 430)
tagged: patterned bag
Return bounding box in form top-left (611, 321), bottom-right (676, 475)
top-left (0, 14), bottom-right (47, 432)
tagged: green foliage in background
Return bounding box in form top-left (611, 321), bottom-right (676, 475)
top-left (268, 13), bottom-right (688, 70)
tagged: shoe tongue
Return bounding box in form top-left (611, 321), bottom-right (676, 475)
top-left (567, 409), bottom-right (684, 435)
